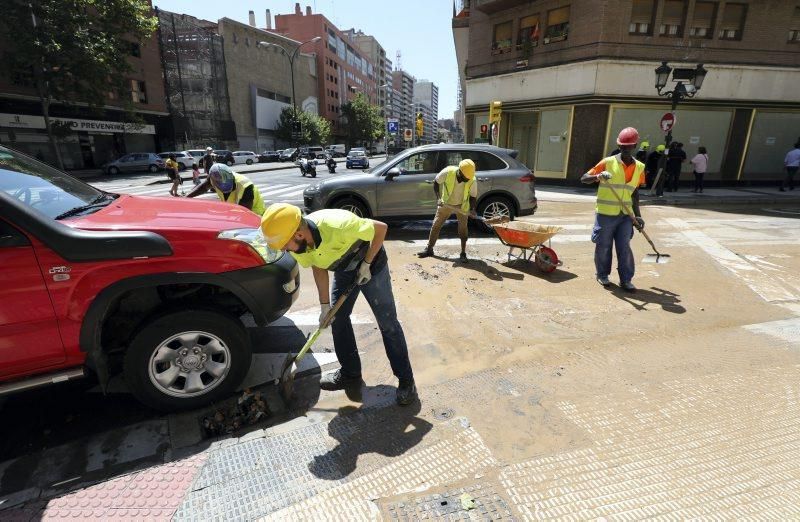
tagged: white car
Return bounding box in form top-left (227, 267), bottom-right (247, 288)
top-left (232, 151), bottom-right (259, 165)
top-left (158, 151), bottom-right (194, 170)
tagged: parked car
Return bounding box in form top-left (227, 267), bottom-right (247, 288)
top-left (325, 144), bottom-right (346, 158)
top-left (259, 151), bottom-right (280, 163)
top-left (304, 143), bottom-right (537, 221)
top-left (346, 150), bottom-right (370, 170)
top-left (280, 148), bottom-right (298, 162)
top-left (214, 150), bottom-right (235, 166)
top-left (158, 151), bottom-right (193, 170)
top-left (184, 150), bottom-right (208, 163)
top-left (103, 153), bottom-right (164, 175)
top-left (232, 151), bottom-right (259, 165)
top-left (307, 146), bottom-right (325, 159)
top-left (0, 145), bottom-right (299, 411)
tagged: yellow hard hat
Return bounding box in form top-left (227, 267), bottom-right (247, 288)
top-left (656, 144), bottom-right (666, 152)
top-left (260, 203), bottom-right (301, 250)
top-left (458, 159), bottom-right (476, 180)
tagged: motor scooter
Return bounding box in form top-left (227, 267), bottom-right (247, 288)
top-left (298, 157), bottom-right (317, 178)
top-left (326, 154), bottom-right (336, 173)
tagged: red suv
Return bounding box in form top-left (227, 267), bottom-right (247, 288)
top-left (0, 146), bottom-right (299, 411)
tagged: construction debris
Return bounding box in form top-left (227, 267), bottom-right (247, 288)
top-left (201, 388), bottom-right (270, 437)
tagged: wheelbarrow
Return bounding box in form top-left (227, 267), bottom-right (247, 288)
top-left (491, 221), bottom-right (563, 272)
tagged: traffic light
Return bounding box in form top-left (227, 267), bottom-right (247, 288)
top-left (488, 101), bottom-right (502, 125)
top-left (416, 112), bottom-right (424, 137)
top-left (480, 124), bottom-right (488, 139)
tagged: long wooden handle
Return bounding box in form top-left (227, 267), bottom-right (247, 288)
top-left (601, 180), bottom-right (662, 255)
top-left (294, 282), bottom-right (358, 364)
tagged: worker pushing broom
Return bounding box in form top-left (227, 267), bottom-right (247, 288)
top-left (581, 126), bottom-right (670, 293)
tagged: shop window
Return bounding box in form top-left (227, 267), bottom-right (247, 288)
top-left (517, 15), bottom-right (540, 49)
top-left (130, 80), bottom-right (147, 104)
top-left (718, 2), bottom-right (747, 40)
top-left (660, 0), bottom-right (686, 36)
top-left (130, 42), bottom-right (141, 58)
top-left (629, 0), bottom-right (655, 35)
top-left (790, 7), bottom-right (800, 43)
top-left (544, 6), bottom-right (570, 43)
top-left (690, 2), bottom-right (717, 38)
top-left (491, 21), bottom-right (513, 54)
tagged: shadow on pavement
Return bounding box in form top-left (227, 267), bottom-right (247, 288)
top-left (427, 255), bottom-right (523, 282)
top-left (502, 259), bottom-right (579, 283)
top-left (307, 395), bottom-right (431, 480)
top-left (609, 285), bottom-right (686, 313)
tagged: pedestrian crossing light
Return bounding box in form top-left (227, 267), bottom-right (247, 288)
top-left (488, 101), bottom-right (502, 125)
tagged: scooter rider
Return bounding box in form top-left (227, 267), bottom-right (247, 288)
top-left (326, 153), bottom-right (336, 173)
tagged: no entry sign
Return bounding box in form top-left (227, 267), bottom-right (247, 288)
top-left (660, 112), bottom-right (675, 132)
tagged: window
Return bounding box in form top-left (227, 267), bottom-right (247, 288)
top-left (629, 0), bottom-right (655, 35)
top-left (719, 3), bottom-right (747, 40)
top-left (130, 80), bottom-right (147, 104)
top-left (545, 6), bottom-right (570, 43)
top-left (790, 7), bottom-right (800, 42)
top-left (517, 15), bottom-right (540, 48)
top-left (660, 0), bottom-right (686, 37)
top-left (130, 42), bottom-right (141, 58)
top-left (690, 2), bottom-right (717, 38)
top-left (492, 21), bottom-right (513, 53)
top-left (444, 151), bottom-right (507, 171)
top-left (396, 152), bottom-right (439, 175)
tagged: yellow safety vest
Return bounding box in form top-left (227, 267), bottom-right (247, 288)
top-left (439, 166), bottom-right (475, 212)
top-left (214, 173), bottom-right (266, 215)
top-left (595, 155), bottom-right (644, 216)
top-left (290, 209), bottom-right (376, 271)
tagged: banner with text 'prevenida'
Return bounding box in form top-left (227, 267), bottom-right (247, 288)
top-left (0, 113), bottom-right (155, 134)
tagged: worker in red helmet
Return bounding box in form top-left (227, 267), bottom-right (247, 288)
top-left (581, 127), bottom-right (647, 293)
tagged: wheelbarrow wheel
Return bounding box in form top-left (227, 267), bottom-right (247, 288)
top-left (535, 246), bottom-right (559, 273)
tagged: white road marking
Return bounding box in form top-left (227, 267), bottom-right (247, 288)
top-left (265, 188), bottom-right (305, 200)
top-left (271, 309), bottom-right (375, 327)
top-left (743, 318), bottom-right (800, 344)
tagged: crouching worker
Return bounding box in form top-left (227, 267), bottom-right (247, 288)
top-left (260, 203), bottom-right (417, 405)
top-left (186, 163), bottom-right (266, 215)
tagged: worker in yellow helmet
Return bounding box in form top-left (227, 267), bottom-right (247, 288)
top-left (260, 203), bottom-right (417, 406)
top-left (186, 163), bottom-right (266, 215)
top-left (417, 158), bottom-right (478, 262)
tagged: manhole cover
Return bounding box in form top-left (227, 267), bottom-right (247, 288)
top-left (433, 407), bottom-right (455, 420)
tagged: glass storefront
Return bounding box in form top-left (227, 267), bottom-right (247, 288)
top-left (742, 111), bottom-right (800, 180)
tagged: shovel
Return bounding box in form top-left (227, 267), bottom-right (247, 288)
top-left (601, 180), bottom-right (671, 264)
top-left (277, 282), bottom-right (358, 401)
top-left (445, 204), bottom-right (510, 232)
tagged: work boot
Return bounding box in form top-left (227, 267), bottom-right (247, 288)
top-left (596, 276), bottom-right (611, 287)
top-left (417, 247), bottom-right (433, 258)
top-left (620, 281), bottom-right (637, 293)
top-left (396, 379), bottom-right (417, 406)
top-left (319, 369), bottom-right (363, 391)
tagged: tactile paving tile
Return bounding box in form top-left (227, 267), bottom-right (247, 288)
top-left (383, 483), bottom-right (517, 521)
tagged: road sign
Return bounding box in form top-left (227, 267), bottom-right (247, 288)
top-left (403, 128), bottom-right (412, 142)
top-left (387, 119), bottom-right (399, 134)
top-left (660, 112), bottom-right (675, 133)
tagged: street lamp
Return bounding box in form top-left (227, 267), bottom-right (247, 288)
top-left (258, 36), bottom-right (320, 147)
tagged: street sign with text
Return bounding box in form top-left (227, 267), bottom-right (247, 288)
top-left (660, 112), bottom-right (675, 133)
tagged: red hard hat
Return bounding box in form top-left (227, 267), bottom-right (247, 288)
top-left (616, 127), bottom-right (640, 146)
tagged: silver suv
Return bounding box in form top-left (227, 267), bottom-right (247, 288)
top-left (303, 144), bottom-right (537, 220)
top-left (103, 153), bottom-right (165, 175)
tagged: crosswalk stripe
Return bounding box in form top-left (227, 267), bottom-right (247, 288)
top-left (259, 185), bottom-right (306, 197)
top-left (264, 188), bottom-right (306, 200)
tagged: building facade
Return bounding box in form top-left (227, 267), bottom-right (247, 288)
top-left (218, 17), bottom-right (318, 152)
top-left (0, 4), bottom-right (169, 170)
top-left (413, 80), bottom-right (440, 144)
top-left (274, 4), bottom-right (378, 141)
top-left (457, 0), bottom-right (800, 183)
top-left (392, 69), bottom-right (416, 143)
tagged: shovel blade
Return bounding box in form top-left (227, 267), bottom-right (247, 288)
top-left (642, 253), bottom-right (671, 264)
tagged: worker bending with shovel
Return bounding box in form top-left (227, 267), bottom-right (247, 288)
top-left (261, 203), bottom-right (417, 406)
top-left (186, 163), bottom-right (266, 215)
top-left (582, 127), bottom-right (647, 293)
top-left (417, 159), bottom-right (478, 262)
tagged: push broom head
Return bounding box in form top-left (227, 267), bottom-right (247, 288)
top-left (642, 253), bottom-right (671, 264)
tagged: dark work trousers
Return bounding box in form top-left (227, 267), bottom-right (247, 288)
top-left (782, 166), bottom-right (797, 190)
top-left (667, 169), bottom-right (681, 192)
top-left (330, 263), bottom-right (414, 381)
top-left (693, 171), bottom-right (705, 192)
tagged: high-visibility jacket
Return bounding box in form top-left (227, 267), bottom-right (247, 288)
top-left (596, 155), bottom-right (645, 216)
top-left (214, 173), bottom-right (266, 215)
top-left (439, 166), bottom-right (475, 212)
top-left (290, 209), bottom-right (386, 272)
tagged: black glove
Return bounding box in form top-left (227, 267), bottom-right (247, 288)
top-left (634, 217), bottom-right (645, 230)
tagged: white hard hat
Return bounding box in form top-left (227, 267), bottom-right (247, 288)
top-left (206, 146), bottom-right (213, 152)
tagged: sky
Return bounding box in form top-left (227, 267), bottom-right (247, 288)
top-left (153, 0), bottom-right (459, 120)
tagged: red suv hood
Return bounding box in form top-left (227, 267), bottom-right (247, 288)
top-left (66, 194), bottom-right (261, 232)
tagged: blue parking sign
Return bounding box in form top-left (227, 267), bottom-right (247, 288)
top-left (387, 121), bottom-right (399, 134)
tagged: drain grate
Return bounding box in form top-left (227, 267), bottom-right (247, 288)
top-left (383, 483), bottom-right (516, 521)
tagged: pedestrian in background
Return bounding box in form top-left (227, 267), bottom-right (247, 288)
top-left (666, 142), bottom-right (686, 192)
top-left (646, 144), bottom-right (665, 190)
top-left (690, 146), bottom-right (709, 193)
top-left (191, 163), bottom-right (201, 185)
top-left (202, 147), bottom-right (215, 174)
top-left (635, 141), bottom-right (649, 163)
top-left (780, 141), bottom-right (800, 192)
top-left (165, 153), bottom-right (181, 197)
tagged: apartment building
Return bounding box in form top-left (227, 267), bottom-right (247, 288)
top-left (392, 69), bottom-right (416, 141)
top-left (413, 80), bottom-right (440, 144)
top-left (456, 0), bottom-right (800, 183)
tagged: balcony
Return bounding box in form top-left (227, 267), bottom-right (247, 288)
top-left (473, 0), bottom-right (534, 15)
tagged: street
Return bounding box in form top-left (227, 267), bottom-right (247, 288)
top-left (3, 187), bottom-right (800, 519)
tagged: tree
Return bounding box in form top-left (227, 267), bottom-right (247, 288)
top-left (274, 108), bottom-right (331, 146)
top-left (0, 1), bottom-right (157, 169)
top-left (340, 93), bottom-right (383, 149)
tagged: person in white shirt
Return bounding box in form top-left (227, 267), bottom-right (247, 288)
top-left (781, 141), bottom-right (800, 192)
top-left (690, 146), bottom-right (709, 193)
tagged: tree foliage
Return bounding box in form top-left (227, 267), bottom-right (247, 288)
top-left (340, 93), bottom-right (384, 148)
top-left (274, 108), bottom-right (331, 146)
top-left (0, 0), bottom-right (158, 168)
